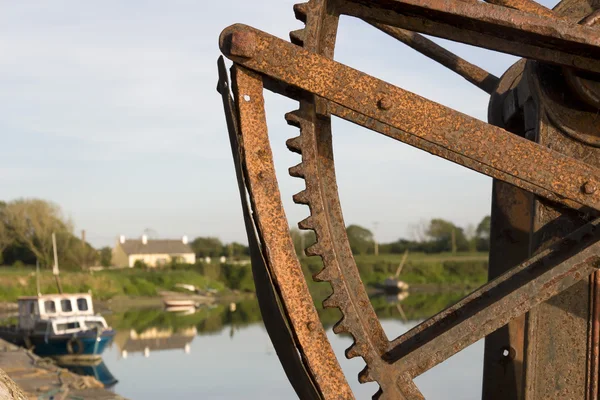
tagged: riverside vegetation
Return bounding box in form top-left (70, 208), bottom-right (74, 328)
top-left (0, 198), bottom-right (491, 302)
top-left (0, 252), bottom-right (488, 303)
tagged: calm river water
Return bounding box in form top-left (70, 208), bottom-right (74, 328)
top-left (85, 294), bottom-right (483, 399)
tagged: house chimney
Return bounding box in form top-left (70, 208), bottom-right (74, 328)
top-left (182, 235), bottom-right (188, 245)
top-left (142, 234), bottom-right (148, 245)
top-left (119, 235), bottom-right (125, 244)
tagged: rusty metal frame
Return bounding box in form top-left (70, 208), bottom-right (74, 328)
top-left (218, 0), bottom-right (600, 398)
top-left (220, 26), bottom-right (600, 213)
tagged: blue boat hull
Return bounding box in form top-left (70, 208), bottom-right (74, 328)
top-left (32, 332), bottom-right (115, 356)
top-left (0, 329), bottom-right (115, 357)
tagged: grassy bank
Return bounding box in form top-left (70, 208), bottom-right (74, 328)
top-left (302, 251), bottom-right (488, 288)
top-left (0, 252), bottom-right (488, 303)
top-left (0, 267), bottom-right (227, 302)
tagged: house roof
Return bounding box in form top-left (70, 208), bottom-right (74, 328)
top-left (120, 239), bottom-right (194, 255)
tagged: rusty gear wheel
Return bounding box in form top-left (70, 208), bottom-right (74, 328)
top-left (285, 2), bottom-right (414, 398)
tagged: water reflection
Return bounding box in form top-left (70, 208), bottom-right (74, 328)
top-left (57, 359), bottom-right (119, 388)
top-left (4, 292), bottom-right (482, 399)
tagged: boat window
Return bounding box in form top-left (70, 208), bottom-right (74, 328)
top-left (44, 300), bottom-right (56, 314)
top-left (56, 322), bottom-right (80, 331)
top-left (86, 320), bottom-right (105, 329)
top-left (60, 299), bottom-right (73, 312)
top-left (29, 302), bottom-right (35, 314)
top-left (76, 298), bottom-right (88, 311)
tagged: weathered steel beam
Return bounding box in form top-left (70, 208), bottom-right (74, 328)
top-left (219, 25), bottom-right (600, 212)
top-left (338, 0), bottom-right (600, 73)
top-left (217, 58), bottom-right (325, 400)
top-left (228, 63), bottom-right (355, 400)
top-left (366, 22), bottom-right (500, 94)
top-left (385, 217), bottom-right (600, 378)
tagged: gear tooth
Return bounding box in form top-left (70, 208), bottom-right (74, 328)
top-left (292, 189), bottom-right (310, 205)
top-left (286, 136), bottom-right (302, 154)
top-left (305, 242), bottom-right (323, 257)
top-left (284, 111), bottom-right (302, 127)
top-left (358, 366), bottom-right (375, 384)
top-left (323, 291), bottom-right (341, 308)
top-left (333, 318), bottom-right (350, 334)
top-left (288, 163), bottom-right (305, 178)
top-left (293, 3), bottom-right (308, 23)
top-left (313, 265), bottom-right (334, 282)
top-left (298, 216), bottom-right (314, 230)
top-left (289, 29), bottom-right (306, 46)
top-left (345, 342), bottom-right (362, 359)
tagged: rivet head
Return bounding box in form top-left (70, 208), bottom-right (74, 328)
top-left (583, 181), bottom-right (597, 194)
top-left (377, 96), bottom-right (392, 110)
top-left (307, 321), bottom-right (317, 331)
top-left (229, 31), bottom-right (257, 58)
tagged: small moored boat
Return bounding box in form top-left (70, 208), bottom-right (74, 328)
top-left (0, 293), bottom-right (115, 359)
top-left (163, 299), bottom-right (196, 308)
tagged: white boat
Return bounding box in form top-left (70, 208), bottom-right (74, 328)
top-left (163, 299), bottom-right (196, 308)
top-left (0, 293), bottom-right (115, 358)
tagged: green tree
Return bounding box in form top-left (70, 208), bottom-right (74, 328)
top-left (99, 247), bottom-right (112, 267)
top-left (426, 219), bottom-right (469, 253)
top-left (2, 199), bottom-right (73, 268)
top-left (222, 242), bottom-right (249, 257)
top-left (191, 237), bottom-right (223, 258)
top-left (475, 215), bottom-right (491, 251)
top-left (0, 202), bottom-right (12, 264)
top-left (346, 224), bottom-right (374, 255)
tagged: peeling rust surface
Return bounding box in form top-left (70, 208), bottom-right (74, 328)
top-left (231, 65), bottom-right (353, 399)
top-left (340, 0), bottom-right (600, 73)
top-left (219, 25), bottom-right (600, 212)
top-left (217, 1), bottom-right (600, 398)
top-left (366, 22), bottom-right (500, 94)
top-left (217, 58), bottom-right (324, 400)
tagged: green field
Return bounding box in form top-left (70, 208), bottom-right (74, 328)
top-left (0, 252), bottom-right (488, 303)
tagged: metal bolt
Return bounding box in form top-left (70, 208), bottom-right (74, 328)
top-left (583, 181), bottom-right (597, 194)
top-left (229, 31), bottom-right (257, 58)
top-left (307, 321), bottom-right (316, 331)
top-left (377, 96), bottom-right (392, 110)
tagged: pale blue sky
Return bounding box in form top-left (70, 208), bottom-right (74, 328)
top-left (0, 1), bottom-right (556, 247)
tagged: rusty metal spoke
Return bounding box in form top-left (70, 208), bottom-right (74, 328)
top-left (219, 25), bottom-right (600, 212)
top-left (483, 0), bottom-right (556, 18)
top-left (217, 58), bottom-right (325, 400)
top-left (338, 0), bottom-right (600, 73)
top-left (365, 22), bottom-right (500, 94)
top-left (385, 218), bottom-right (600, 377)
top-left (228, 64), bottom-right (353, 399)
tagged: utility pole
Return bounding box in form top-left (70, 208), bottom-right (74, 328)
top-left (373, 221), bottom-right (379, 256)
top-left (81, 229), bottom-right (86, 269)
top-left (52, 232), bottom-right (63, 294)
top-left (451, 229), bottom-right (457, 254)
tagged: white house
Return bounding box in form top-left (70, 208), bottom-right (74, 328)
top-left (112, 235), bottom-right (196, 267)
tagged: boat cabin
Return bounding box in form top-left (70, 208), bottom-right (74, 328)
top-left (17, 293), bottom-right (96, 331)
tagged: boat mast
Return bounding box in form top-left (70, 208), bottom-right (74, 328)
top-left (52, 232), bottom-right (63, 294)
top-left (36, 259), bottom-right (41, 296)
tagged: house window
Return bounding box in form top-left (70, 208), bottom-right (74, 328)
top-left (60, 299), bottom-right (73, 312)
top-left (44, 300), bottom-right (56, 314)
top-left (76, 298), bottom-right (88, 311)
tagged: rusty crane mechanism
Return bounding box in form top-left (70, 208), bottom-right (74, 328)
top-left (217, 0), bottom-right (600, 398)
